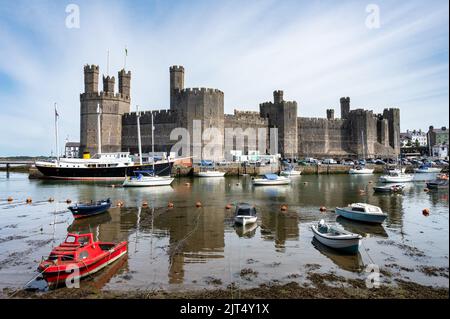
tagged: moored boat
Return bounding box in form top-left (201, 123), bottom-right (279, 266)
top-left (123, 170), bottom-right (174, 187)
top-left (196, 170), bottom-right (226, 177)
top-left (373, 184), bottom-right (405, 193)
top-left (426, 175), bottom-right (449, 189)
top-left (280, 169), bottom-right (301, 176)
top-left (414, 163), bottom-right (442, 174)
top-left (234, 203), bottom-right (257, 225)
top-left (68, 198), bottom-right (111, 219)
top-left (379, 171), bottom-right (414, 183)
top-left (335, 203), bottom-right (387, 224)
top-left (252, 174), bottom-right (291, 186)
top-left (38, 233), bottom-right (127, 286)
top-left (311, 220), bottom-right (362, 254)
top-left (349, 166), bottom-right (374, 174)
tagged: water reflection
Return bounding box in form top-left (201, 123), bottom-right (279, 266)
top-left (312, 238), bottom-right (364, 273)
top-left (234, 223), bottom-right (258, 238)
top-left (260, 211), bottom-right (299, 251)
top-left (336, 216), bottom-right (388, 238)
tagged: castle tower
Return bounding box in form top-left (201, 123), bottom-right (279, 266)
top-left (326, 109), bottom-right (335, 120)
top-left (102, 75), bottom-right (115, 93)
top-left (80, 64), bottom-right (131, 156)
top-left (84, 65), bottom-right (99, 93)
top-left (118, 69), bottom-right (131, 98)
top-left (383, 108), bottom-right (401, 154)
top-left (260, 91), bottom-right (298, 159)
top-left (340, 97), bottom-right (350, 119)
top-left (170, 66), bottom-right (185, 110)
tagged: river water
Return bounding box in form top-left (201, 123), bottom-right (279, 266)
top-left (0, 172), bottom-right (448, 293)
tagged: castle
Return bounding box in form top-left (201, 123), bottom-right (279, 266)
top-left (80, 64), bottom-right (400, 160)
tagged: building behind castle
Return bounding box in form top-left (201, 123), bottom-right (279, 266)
top-left (79, 64), bottom-right (400, 160)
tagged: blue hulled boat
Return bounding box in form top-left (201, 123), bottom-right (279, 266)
top-left (335, 203), bottom-right (387, 224)
top-left (68, 198), bottom-right (112, 219)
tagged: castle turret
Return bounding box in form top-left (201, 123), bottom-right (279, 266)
top-left (274, 90), bottom-right (284, 104)
top-left (84, 65), bottom-right (99, 93)
top-left (118, 69), bottom-right (131, 98)
top-left (170, 65), bottom-right (185, 110)
top-left (102, 75), bottom-right (115, 93)
top-left (326, 109), bottom-right (335, 120)
top-left (340, 97), bottom-right (350, 119)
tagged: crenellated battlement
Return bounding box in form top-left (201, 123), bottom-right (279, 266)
top-left (170, 65), bottom-right (185, 72)
top-left (178, 87), bottom-right (224, 95)
top-left (118, 69), bottom-right (131, 76)
top-left (224, 110), bottom-right (269, 126)
top-left (80, 91), bottom-right (130, 101)
top-left (84, 64), bottom-right (99, 72)
top-left (122, 109), bottom-right (178, 124)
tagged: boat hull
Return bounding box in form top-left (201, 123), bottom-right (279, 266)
top-left (311, 226), bottom-right (360, 254)
top-left (379, 175), bottom-right (414, 183)
top-left (196, 171), bottom-right (226, 177)
top-left (68, 202), bottom-right (111, 219)
top-left (252, 178), bottom-right (291, 185)
top-left (335, 207), bottom-right (387, 224)
top-left (123, 176), bottom-right (174, 187)
top-left (414, 168), bottom-right (442, 173)
top-left (39, 242), bottom-right (127, 285)
top-left (280, 170), bottom-right (301, 176)
top-left (35, 162), bottom-right (173, 181)
top-left (234, 215), bottom-right (257, 225)
top-left (349, 168), bottom-right (374, 174)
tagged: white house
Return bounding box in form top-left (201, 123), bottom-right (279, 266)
top-left (432, 144), bottom-right (448, 159)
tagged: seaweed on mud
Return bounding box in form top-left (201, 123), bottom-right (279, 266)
top-left (418, 266), bottom-right (449, 278)
top-left (205, 277), bottom-right (222, 285)
top-left (385, 263), bottom-right (415, 272)
top-left (0, 235), bottom-right (28, 244)
top-left (304, 263), bottom-right (321, 270)
top-left (239, 268), bottom-right (258, 281)
top-left (377, 240), bottom-right (426, 258)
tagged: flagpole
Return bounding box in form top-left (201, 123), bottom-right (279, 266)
top-left (124, 46), bottom-right (127, 70)
top-left (107, 49), bottom-right (110, 76)
top-left (136, 105), bottom-right (143, 166)
top-left (97, 103), bottom-right (102, 155)
top-left (54, 103), bottom-right (59, 163)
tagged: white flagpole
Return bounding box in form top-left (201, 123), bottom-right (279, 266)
top-left (107, 49), bottom-right (110, 76)
top-left (54, 102), bottom-right (59, 163)
top-left (136, 105), bottom-right (143, 165)
top-left (124, 46), bottom-right (127, 70)
top-left (97, 103), bottom-right (102, 155)
top-left (151, 111), bottom-right (155, 172)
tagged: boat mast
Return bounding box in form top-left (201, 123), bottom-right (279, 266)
top-left (136, 105), bottom-right (143, 165)
top-left (54, 102), bottom-right (59, 163)
top-left (97, 103), bottom-right (102, 155)
top-left (151, 111), bottom-right (155, 172)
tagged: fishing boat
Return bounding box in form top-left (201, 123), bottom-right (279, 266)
top-left (234, 203), bottom-right (257, 225)
top-left (68, 198), bottom-right (111, 219)
top-left (123, 170), bottom-right (174, 187)
top-left (426, 174), bottom-right (449, 189)
top-left (373, 184), bottom-right (405, 193)
top-left (38, 233), bottom-right (127, 286)
top-left (252, 173), bottom-right (291, 186)
top-left (414, 163), bottom-right (442, 173)
top-left (349, 166), bottom-right (374, 174)
top-left (335, 203), bottom-right (387, 224)
top-left (379, 171), bottom-right (414, 183)
top-left (311, 220), bottom-right (362, 254)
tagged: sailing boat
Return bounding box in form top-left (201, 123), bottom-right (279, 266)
top-left (195, 151), bottom-right (225, 177)
top-left (123, 107), bottom-right (174, 187)
top-left (349, 130), bottom-right (374, 174)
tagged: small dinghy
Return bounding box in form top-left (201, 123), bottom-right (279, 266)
top-left (335, 203), bottom-right (387, 224)
top-left (234, 203), bottom-right (258, 225)
top-left (426, 175), bottom-right (449, 189)
top-left (311, 220), bottom-right (362, 254)
top-left (349, 166), bottom-right (374, 174)
top-left (373, 184), bottom-right (405, 193)
top-left (68, 198), bottom-right (111, 219)
top-left (38, 233), bottom-right (127, 286)
top-left (252, 173), bottom-right (291, 186)
top-left (196, 170), bottom-right (226, 177)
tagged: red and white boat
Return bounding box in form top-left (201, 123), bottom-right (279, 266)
top-left (38, 233), bottom-right (127, 285)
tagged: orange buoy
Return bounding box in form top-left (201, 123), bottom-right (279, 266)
top-left (117, 200), bottom-right (124, 207)
top-left (195, 201), bottom-right (202, 208)
top-left (7, 196), bottom-right (13, 202)
top-left (142, 201), bottom-right (148, 208)
top-left (48, 197), bottom-right (54, 202)
top-left (225, 204), bottom-right (232, 209)
top-left (66, 199), bottom-right (72, 204)
top-left (111, 184), bottom-right (116, 188)
top-left (168, 202), bottom-right (174, 208)
top-left (26, 197), bottom-right (32, 204)
top-left (422, 208), bottom-right (430, 216)
top-left (424, 188), bottom-right (429, 192)
top-left (185, 182), bottom-right (191, 187)
top-left (369, 181), bottom-right (373, 184)
top-left (280, 204), bottom-right (288, 211)
top-left (319, 206), bottom-right (327, 212)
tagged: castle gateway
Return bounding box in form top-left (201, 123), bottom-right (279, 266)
top-left (80, 64), bottom-right (400, 160)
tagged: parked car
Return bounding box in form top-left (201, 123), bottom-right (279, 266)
top-left (375, 159), bottom-right (386, 165)
top-left (323, 158), bottom-right (337, 164)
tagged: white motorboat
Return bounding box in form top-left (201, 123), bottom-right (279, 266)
top-left (280, 170), bottom-right (301, 176)
top-left (379, 171), bottom-right (414, 183)
top-left (414, 164), bottom-right (442, 174)
top-left (349, 166), bottom-right (374, 174)
top-left (311, 220), bottom-right (362, 254)
top-left (335, 203), bottom-right (388, 224)
top-left (196, 170), bottom-right (226, 177)
top-left (252, 174), bottom-right (291, 186)
top-left (123, 170), bottom-right (174, 187)
top-left (234, 203), bottom-right (257, 226)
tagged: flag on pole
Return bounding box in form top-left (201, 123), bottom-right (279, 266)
top-left (125, 47), bottom-right (128, 56)
top-left (54, 103), bottom-right (59, 118)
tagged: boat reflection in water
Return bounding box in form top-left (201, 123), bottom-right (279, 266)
top-left (68, 212), bottom-right (112, 234)
top-left (234, 223), bottom-right (258, 238)
top-left (312, 238), bottom-right (364, 273)
top-left (336, 216), bottom-right (388, 239)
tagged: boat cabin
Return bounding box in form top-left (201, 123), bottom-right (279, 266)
top-left (130, 170), bottom-right (155, 179)
top-left (348, 203), bottom-right (383, 214)
top-left (235, 203), bottom-right (257, 216)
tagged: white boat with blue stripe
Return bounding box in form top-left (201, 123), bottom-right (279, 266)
top-left (335, 203), bottom-right (387, 224)
top-left (252, 174), bottom-right (291, 185)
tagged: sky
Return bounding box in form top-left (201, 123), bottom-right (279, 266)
top-left (0, 0), bottom-right (448, 156)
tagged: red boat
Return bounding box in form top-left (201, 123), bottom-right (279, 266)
top-left (38, 233), bottom-right (127, 286)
